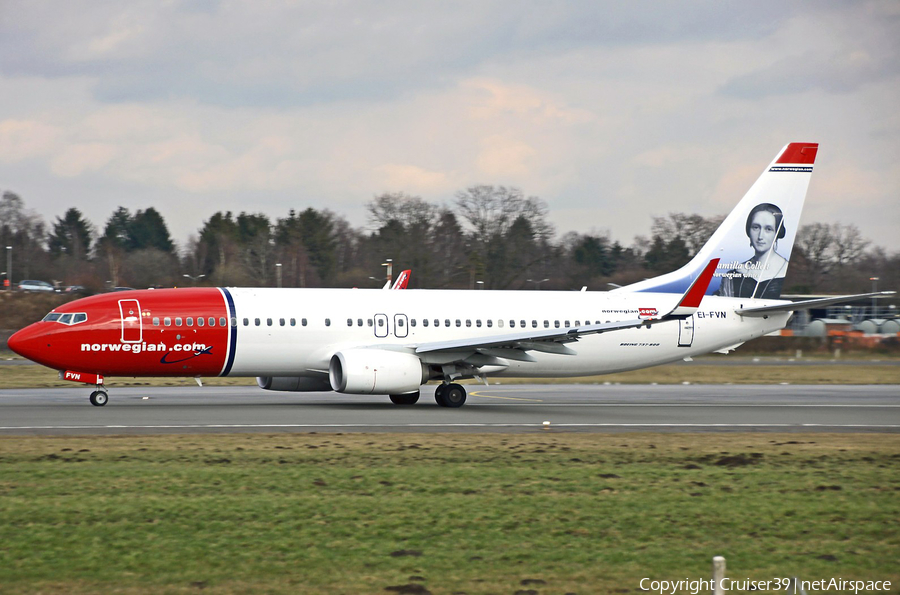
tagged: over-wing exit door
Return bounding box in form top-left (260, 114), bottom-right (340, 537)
top-left (373, 313), bottom-right (389, 338)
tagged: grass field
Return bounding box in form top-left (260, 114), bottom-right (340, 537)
top-left (1, 433), bottom-right (898, 594)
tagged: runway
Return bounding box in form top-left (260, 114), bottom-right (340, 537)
top-left (0, 384), bottom-right (898, 435)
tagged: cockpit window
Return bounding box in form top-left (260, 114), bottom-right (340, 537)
top-left (42, 312), bottom-right (88, 325)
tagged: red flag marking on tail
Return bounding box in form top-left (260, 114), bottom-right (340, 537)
top-left (776, 143), bottom-right (818, 164)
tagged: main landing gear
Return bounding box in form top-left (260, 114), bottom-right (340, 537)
top-left (89, 387), bottom-right (109, 407)
top-left (434, 383), bottom-right (466, 408)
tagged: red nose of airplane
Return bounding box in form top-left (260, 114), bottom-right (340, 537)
top-left (7, 324), bottom-right (46, 364)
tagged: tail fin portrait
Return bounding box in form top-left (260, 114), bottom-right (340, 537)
top-left (620, 142), bottom-right (818, 299)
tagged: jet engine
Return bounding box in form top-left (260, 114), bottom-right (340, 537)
top-left (329, 349), bottom-right (427, 394)
top-left (256, 376), bottom-right (332, 392)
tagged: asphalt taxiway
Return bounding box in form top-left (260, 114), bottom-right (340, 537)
top-left (0, 384), bottom-right (897, 435)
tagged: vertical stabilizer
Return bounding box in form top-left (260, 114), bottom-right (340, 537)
top-left (618, 142), bottom-right (818, 299)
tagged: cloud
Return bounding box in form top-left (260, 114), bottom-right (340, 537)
top-left (0, 119), bottom-right (59, 161)
top-left (0, 1), bottom-right (897, 253)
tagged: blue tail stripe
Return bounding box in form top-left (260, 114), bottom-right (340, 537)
top-left (221, 288), bottom-right (237, 377)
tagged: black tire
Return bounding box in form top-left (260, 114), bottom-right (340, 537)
top-left (434, 384), bottom-right (448, 407)
top-left (89, 391), bottom-right (108, 407)
top-left (389, 392), bottom-right (420, 405)
top-left (443, 384), bottom-right (466, 408)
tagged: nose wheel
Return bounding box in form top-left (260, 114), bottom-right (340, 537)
top-left (89, 389), bottom-right (109, 407)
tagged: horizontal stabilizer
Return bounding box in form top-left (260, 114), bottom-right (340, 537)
top-left (735, 291), bottom-right (896, 317)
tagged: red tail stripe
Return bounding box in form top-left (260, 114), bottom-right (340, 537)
top-left (776, 142), bottom-right (818, 164)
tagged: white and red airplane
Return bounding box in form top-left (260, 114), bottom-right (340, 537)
top-left (8, 143), bottom-right (890, 407)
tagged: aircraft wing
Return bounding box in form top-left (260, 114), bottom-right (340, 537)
top-left (413, 259), bottom-right (720, 360)
top-left (735, 291), bottom-right (896, 317)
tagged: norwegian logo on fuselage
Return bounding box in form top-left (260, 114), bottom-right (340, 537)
top-left (638, 308), bottom-right (659, 318)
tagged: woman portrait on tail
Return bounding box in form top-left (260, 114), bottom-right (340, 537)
top-left (717, 202), bottom-right (788, 299)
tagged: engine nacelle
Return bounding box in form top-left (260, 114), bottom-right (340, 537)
top-left (257, 376), bottom-right (332, 392)
top-left (329, 349), bottom-right (426, 394)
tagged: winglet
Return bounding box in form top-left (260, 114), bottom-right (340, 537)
top-left (392, 270), bottom-right (411, 290)
top-left (670, 259), bottom-right (719, 316)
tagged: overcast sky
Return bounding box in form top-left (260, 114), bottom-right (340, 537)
top-left (1, 1), bottom-right (898, 254)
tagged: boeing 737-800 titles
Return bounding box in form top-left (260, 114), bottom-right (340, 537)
top-left (7, 143), bottom-right (891, 407)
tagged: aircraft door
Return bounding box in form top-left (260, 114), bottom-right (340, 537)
top-left (678, 316), bottom-right (694, 347)
top-left (374, 313), bottom-right (389, 338)
top-left (119, 299), bottom-right (142, 343)
top-left (394, 314), bottom-right (408, 338)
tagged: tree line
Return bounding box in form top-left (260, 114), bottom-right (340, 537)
top-left (1, 188), bottom-right (896, 295)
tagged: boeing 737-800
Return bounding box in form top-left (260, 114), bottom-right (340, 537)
top-left (7, 143), bottom-right (890, 407)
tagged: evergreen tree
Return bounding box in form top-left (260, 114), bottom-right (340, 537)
top-left (48, 208), bottom-right (93, 259)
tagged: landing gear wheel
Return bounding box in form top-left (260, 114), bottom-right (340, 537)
top-left (89, 390), bottom-right (109, 407)
top-left (434, 384), bottom-right (448, 407)
top-left (390, 391), bottom-right (420, 405)
top-left (443, 383), bottom-right (466, 408)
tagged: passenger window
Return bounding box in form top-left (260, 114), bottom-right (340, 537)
top-left (302, 318), bottom-right (307, 326)
top-left (209, 317), bottom-right (215, 327)
top-left (444, 319), bottom-right (450, 327)
top-left (347, 318), bottom-right (353, 327)
top-left (498, 320), bottom-right (504, 328)
top-left (255, 318), bottom-right (261, 326)
top-left (476, 320), bottom-right (481, 327)
top-left (398, 319), bottom-right (405, 327)
top-left (543, 320), bottom-right (549, 328)
top-left (377, 319), bottom-right (384, 327)
top-left (510, 320), bottom-right (516, 328)
top-left (267, 318), bottom-right (272, 326)
top-left (325, 318), bottom-right (331, 327)
top-left (175, 317), bottom-right (183, 326)
top-left (290, 318), bottom-right (296, 326)
top-left (187, 317), bottom-right (194, 327)
top-left (367, 319), bottom-right (373, 327)
top-left (521, 320), bottom-right (526, 328)
top-left (554, 321), bottom-right (559, 328)
top-left (279, 318), bottom-right (285, 326)
top-left (197, 317), bottom-right (204, 327)
top-left (358, 319), bottom-right (363, 326)
top-left (220, 317), bottom-right (226, 327)
top-left (486, 320), bottom-right (492, 328)
top-left (455, 319), bottom-right (461, 327)
top-left (434, 319), bottom-right (439, 327)
top-left (532, 320), bottom-right (537, 328)
top-left (423, 319), bottom-right (429, 327)
top-left (153, 317), bottom-right (160, 326)
top-left (164, 317), bottom-right (172, 327)
top-left (575, 320), bottom-right (580, 327)
top-left (465, 320), bottom-right (471, 327)
top-left (231, 317), bottom-right (237, 327)
top-left (243, 318), bottom-right (249, 326)
top-left (410, 319), bottom-right (416, 327)
top-left (564, 320), bottom-right (569, 327)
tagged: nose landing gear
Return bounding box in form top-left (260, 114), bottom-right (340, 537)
top-left (89, 387), bottom-right (109, 407)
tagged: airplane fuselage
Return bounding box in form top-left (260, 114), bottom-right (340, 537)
top-left (10, 287), bottom-right (789, 380)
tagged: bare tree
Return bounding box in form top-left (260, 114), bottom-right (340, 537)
top-left (796, 222), bottom-right (835, 289)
